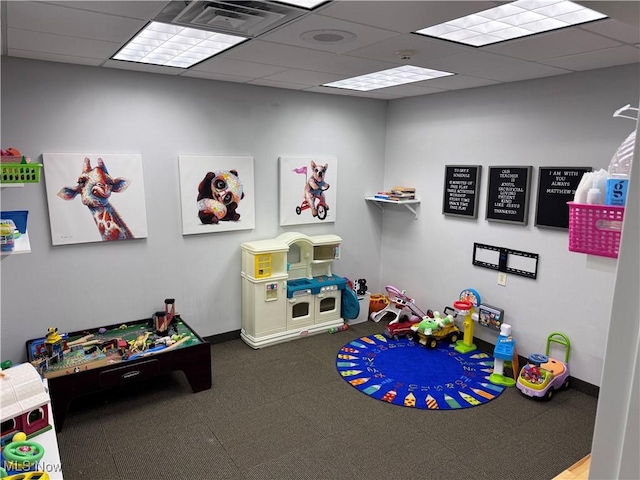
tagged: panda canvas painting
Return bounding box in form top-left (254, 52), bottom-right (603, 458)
top-left (179, 155), bottom-right (255, 235)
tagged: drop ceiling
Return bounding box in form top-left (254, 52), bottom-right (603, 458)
top-left (1, 0), bottom-right (639, 100)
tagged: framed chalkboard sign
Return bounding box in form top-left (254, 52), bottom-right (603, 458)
top-left (443, 165), bottom-right (482, 218)
top-left (486, 166), bottom-right (532, 225)
top-left (535, 167), bottom-right (591, 229)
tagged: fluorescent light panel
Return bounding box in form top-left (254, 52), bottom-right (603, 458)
top-left (415, 0), bottom-right (607, 47)
top-left (279, 0), bottom-right (326, 8)
top-left (113, 22), bottom-right (246, 68)
top-left (323, 65), bottom-right (454, 92)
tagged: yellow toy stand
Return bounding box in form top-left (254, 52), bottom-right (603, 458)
top-left (454, 289), bottom-right (480, 354)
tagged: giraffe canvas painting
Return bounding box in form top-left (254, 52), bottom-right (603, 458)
top-left (44, 154), bottom-right (148, 246)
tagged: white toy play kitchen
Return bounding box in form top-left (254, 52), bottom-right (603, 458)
top-left (240, 232), bottom-right (346, 348)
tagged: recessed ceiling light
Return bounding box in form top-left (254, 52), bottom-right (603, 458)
top-left (323, 65), bottom-right (454, 92)
top-left (415, 0), bottom-right (607, 47)
top-left (279, 0), bottom-right (327, 9)
top-left (112, 22), bottom-right (246, 68)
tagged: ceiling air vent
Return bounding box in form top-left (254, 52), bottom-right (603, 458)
top-left (154, 1), bottom-right (309, 38)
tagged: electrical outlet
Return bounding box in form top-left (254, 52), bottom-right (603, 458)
top-left (498, 272), bottom-right (507, 286)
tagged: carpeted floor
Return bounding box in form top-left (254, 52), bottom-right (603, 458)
top-left (56, 321), bottom-right (598, 480)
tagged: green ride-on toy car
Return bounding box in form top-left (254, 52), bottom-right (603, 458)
top-left (411, 307), bottom-right (461, 349)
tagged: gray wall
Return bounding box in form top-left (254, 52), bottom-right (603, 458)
top-left (1, 57), bottom-right (638, 388)
top-left (0, 57), bottom-right (387, 363)
top-left (381, 64), bottom-right (639, 386)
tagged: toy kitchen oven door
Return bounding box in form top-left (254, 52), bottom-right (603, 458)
top-left (286, 275), bottom-right (346, 329)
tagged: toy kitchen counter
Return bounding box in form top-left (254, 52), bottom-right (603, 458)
top-left (25, 318), bottom-right (212, 432)
top-left (286, 274), bottom-right (347, 297)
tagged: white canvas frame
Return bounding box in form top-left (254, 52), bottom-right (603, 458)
top-left (43, 153), bottom-right (148, 246)
top-left (178, 155), bottom-right (255, 235)
top-left (279, 156), bottom-right (337, 226)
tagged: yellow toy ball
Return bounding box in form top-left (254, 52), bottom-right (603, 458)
top-left (12, 432), bottom-right (27, 442)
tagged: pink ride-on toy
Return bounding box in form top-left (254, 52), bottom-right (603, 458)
top-left (372, 285), bottom-right (432, 339)
top-left (516, 332), bottom-right (571, 401)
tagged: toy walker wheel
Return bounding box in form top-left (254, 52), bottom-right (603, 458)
top-left (449, 332), bottom-right (459, 344)
top-left (296, 206), bottom-right (302, 215)
top-left (529, 353), bottom-right (549, 366)
top-left (427, 338), bottom-right (438, 349)
top-left (3, 440), bottom-right (45, 464)
top-left (545, 387), bottom-right (554, 401)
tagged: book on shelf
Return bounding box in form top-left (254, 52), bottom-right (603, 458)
top-left (374, 192), bottom-right (390, 199)
top-left (391, 186), bottom-right (416, 193)
top-left (372, 193), bottom-right (416, 202)
top-left (391, 187), bottom-right (416, 198)
top-left (390, 192), bottom-right (415, 198)
top-left (388, 196), bottom-right (415, 201)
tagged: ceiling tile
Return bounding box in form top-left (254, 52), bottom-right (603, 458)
top-left (258, 13), bottom-right (399, 54)
top-left (469, 61), bottom-right (572, 82)
top-left (7, 28), bottom-right (121, 60)
top-left (364, 83), bottom-right (446, 97)
top-left (485, 27), bottom-right (622, 61)
top-left (6, 48), bottom-right (104, 67)
top-left (260, 69), bottom-right (347, 86)
top-left (41, 1), bottom-right (167, 20)
top-left (8, 2), bottom-right (147, 43)
top-left (421, 74), bottom-right (501, 90)
top-left (246, 79), bottom-right (309, 90)
top-left (346, 34), bottom-right (472, 66)
top-left (431, 50), bottom-right (532, 73)
top-left (426, 50), bottom-right (572, 81)
top-left (180, 71), bottom-right (253, 83)
top-left (304, 85), bottom-right (368, 96)
top-left (318, 1), bottom-right (496, 34)
top-left (574, 1), bottom-right (640, 28)
top-left (304, 85), bottom-right (402, 99)
top-left (579, 19), bottom-right (640, 44)
top-left (540, 45), bottom-right (640, 70)
top-left (223, 40), bottom-right (397, 76)
top-left (102, 60), bottom-right (183, 75)
top-left (353, 90), bottom-right (405, 100)
top-left (191, 57), bottom-right (289, 78)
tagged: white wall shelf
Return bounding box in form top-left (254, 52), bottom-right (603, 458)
top-left (365, 197), bottom-right (420, 219)
top-left (1, 231), bottom-right (31, 256)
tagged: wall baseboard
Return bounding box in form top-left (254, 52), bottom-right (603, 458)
top-left (203, 330), bottom-right (241, 345)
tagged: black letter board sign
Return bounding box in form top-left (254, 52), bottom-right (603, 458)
top-left (443, 165), bottom-right (482, 218)
top-left (535, 167), bottom-right (592, 229)
top-left (486, 166), bottom-right (532, 225)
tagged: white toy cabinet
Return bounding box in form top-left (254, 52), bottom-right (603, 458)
top-left (241, 232), bottom-right (345, 348)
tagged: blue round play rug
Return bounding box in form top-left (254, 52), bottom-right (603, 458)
top-left (336, 334), bottom-right (505, 410)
